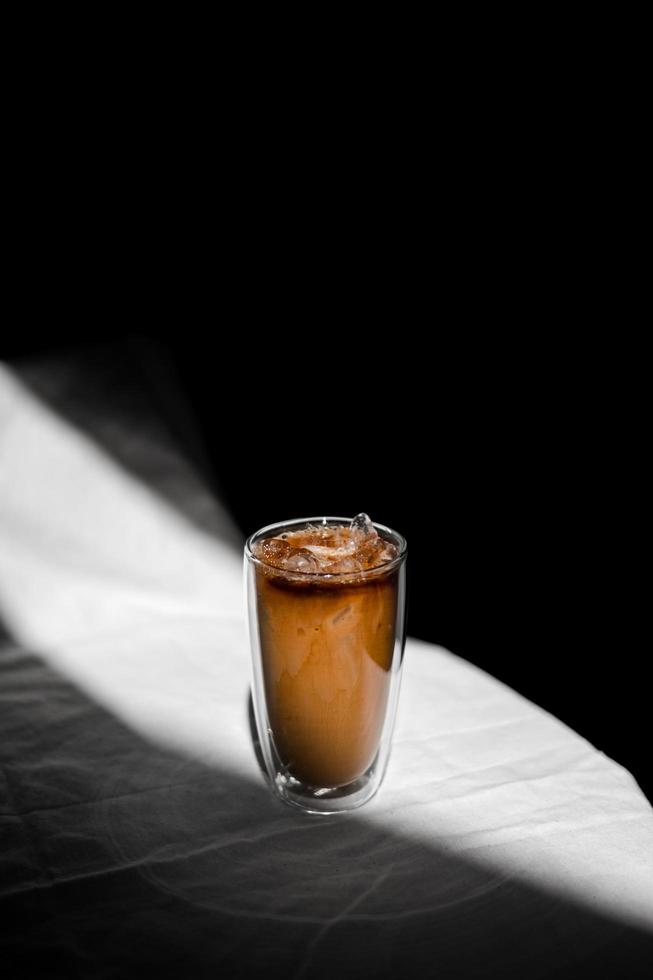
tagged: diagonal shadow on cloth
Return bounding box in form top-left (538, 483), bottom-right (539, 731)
top-left (1, 619), bottom-right (652, 980)
top-left (7, 338), bottom-right (653, 814)
top-left (2, 349), bottom-right (652, 978)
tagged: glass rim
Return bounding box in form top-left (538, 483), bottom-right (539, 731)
top-left (245, 515), bottom-right (407, 579)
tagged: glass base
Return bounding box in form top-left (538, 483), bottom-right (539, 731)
top-left (272, 765), bottom-right (382, 815)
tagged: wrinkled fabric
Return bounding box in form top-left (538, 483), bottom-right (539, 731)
top-left (1, 356), bottom-right (652, 979)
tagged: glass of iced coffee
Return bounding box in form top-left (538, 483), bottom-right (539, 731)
top-left (245, 514), bottom-right (407, 813)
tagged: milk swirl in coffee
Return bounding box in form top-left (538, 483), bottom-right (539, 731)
top-left (252, 515), bottom-right (401, 788)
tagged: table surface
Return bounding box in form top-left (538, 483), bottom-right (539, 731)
top-left (1, 353), bottom-right (652, 979)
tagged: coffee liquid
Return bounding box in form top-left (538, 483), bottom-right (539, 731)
top-left (252, 518), bottom-right (400, 788)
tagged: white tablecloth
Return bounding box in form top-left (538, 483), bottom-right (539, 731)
top-left (1, 355), bottom-right (652, 979)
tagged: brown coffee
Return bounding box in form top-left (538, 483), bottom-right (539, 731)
top-left (252, 516), bottom-right (401, 788)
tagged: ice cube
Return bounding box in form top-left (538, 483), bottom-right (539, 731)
top-left (356, 536), bottom-right (398, 570)
top-left (379, 541), bottom-right (397, 563)
top-left (259, 538), bottom-right (293, 568)
top-left (351, 513), bottom-right (374, 536)
top-left (324, 556), bottom-right (361, 574)
top-left (283, 548), bottom-right (321, 573)
top-left (300, 525), bottom-right (339, 548)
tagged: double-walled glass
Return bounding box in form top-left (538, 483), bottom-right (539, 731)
top-left (245, 517), bottom-right (407, 814)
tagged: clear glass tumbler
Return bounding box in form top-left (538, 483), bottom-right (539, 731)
top-left (245, 516), bottom-right (407, 814)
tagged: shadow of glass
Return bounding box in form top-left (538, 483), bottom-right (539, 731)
top-left (1, 619), bottom-right (651, 980)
